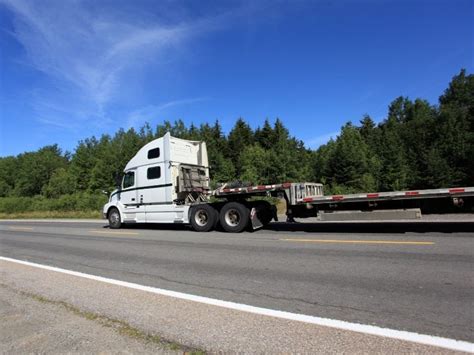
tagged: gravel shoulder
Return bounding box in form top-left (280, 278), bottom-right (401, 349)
top-left (1, 259), bottom-right (466, 354)
top-left (0, 283), bottom-right (182, 354)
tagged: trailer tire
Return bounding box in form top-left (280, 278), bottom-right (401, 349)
top-left (220, 202), bottom-right (250, 233)
top-left (190, 205), bottom-right (218, 232)
top-left (108, 207), bottom-right (122, 229)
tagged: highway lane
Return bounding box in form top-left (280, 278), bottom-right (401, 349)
top-left (0, 220), bottom-right (473, 342)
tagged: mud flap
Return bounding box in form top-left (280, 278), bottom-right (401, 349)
top-left (250, 207), bottom-right (263, 230)
top-left (271, 205), bottom-right (278, 222)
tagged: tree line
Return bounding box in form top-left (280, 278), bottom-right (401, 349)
top-left (0, 69), bottom-right (472, 202)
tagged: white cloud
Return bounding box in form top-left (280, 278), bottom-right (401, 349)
top-left (0, 0), bottom-right (226, 128)
top-left (126, 97), bottom-right (210, 128)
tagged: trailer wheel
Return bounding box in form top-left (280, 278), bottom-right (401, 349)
top-left (220, 202), bottom-right (250, 233)
top-left (190, 205), bottom-right (218, 232)
top-left (108, 207), bottom-right (122, 229)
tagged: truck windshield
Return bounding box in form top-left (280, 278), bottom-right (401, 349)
top-left (122, 171), bottom-right (135, 189)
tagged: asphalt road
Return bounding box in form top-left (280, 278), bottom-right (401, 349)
top-left (0, 220), bottom-right (473, 342)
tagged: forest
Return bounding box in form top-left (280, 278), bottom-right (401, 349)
top-left (0, 69), bottom-right (472, 214)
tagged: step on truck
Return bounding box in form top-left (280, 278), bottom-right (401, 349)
top-left (103, 133), bottom-right (474, 232)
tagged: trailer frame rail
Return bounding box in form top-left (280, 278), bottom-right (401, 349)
top-left (299, 186), bottom-right (474, 205)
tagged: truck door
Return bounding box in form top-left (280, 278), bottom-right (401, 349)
top-left (118, 170), bottom-right (145, 222)
top-left (120, 170), bottom-right (137, 204)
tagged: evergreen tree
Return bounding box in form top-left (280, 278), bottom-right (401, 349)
top-left (254, 119), bottom-right (274, 149)
top-left (358, 115), bottom-right (382, 190)
top-left (187, 123), bottom-right (200, 140)
top-left (377, 114), bottom-right (410, 191)
top-left (199, 121), bottom-right (235, 182)
top-left (436, 69), bottom-right (474, 185)
top-left (327, 123), bottom-right (376, 192)
top-left (155, 121), bottom-right (173, 138)
top-left (138, 122), bottom-right (154, 145)
top-left (267, 119), bottom-right (311, 183)
top-left (312, 139), bottom-right (337, 186)
top-left (227, 118), bottom-right (254, 175)
top-left (400, 99), bottom-right (437, 188)
top-left (359, 115), bottom-right (378, 147)
top-left (387, 96), bottom-right (413, 123)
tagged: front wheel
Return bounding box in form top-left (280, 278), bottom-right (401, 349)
top-left (190, 205), bottom-right (218, 232)
top-left (219, 202), bottom-right (250, 233)
top-left (108, 207), bottom-right (122, 229)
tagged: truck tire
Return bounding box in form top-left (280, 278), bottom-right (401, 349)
top-left (108, 207), bottom-right (122, 229)
top-left (219, 202), bottom-right (249, 233)
top-left (190, 204), bottom-right (218, 232)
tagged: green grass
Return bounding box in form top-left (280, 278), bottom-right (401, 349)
top-left (0, 210), bottom-right (102, 219)
top-left (0, 193), bottom-right (107, 219)
top-left (0, 193), bottom-right (108, 214)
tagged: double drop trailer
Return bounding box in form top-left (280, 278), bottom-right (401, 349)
top-left (103, 133), bottom-right (474, 232)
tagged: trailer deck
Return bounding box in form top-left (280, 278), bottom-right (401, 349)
top-left (298, 186), bottom-right (474, 205)
top-left (215, 183), bottom-right (474, 208)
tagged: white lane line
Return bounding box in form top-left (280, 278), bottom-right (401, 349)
top-left (0, 256), bottom-right (472, 353)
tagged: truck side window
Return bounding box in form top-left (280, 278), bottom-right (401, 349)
top-left (123, 171), bottom-right (135, 189)
top-left (147, 166), bottom-right (161, 179)
top-left (148, 148), bottom-right (160, 159)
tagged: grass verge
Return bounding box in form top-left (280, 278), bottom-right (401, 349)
top-left (0, 210), bottom-right (102, 219)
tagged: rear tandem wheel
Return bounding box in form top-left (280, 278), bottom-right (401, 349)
top-left (219, 202), bottom-right (250, 233)
top-left (190, 204), bottom-right (218, 232)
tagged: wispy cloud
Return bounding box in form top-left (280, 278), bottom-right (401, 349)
top-left (0, 0), bottom-right (230, 128)
top-left (126, 97), bottom-right (210, 128)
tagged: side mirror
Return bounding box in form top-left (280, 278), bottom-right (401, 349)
top-left (114, 173), bottom-right (122, 190)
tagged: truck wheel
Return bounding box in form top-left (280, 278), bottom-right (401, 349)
top-left (190, 205), bottom-right (218, 232)
top-left (108, 207), bottom-right (122, 229)
top-left (220, 202), bottom-right (249, 233)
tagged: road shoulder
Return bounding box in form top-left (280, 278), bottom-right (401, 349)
top-left (0, 282), bottom-right (184, 354)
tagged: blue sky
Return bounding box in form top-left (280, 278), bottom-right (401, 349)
top-left (0, 0), bottom-right (472, 156)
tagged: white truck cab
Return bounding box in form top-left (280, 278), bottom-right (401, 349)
top-left (103, 132), bottom-right (210, 227)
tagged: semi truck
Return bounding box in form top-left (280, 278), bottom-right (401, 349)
top-left (103, 133), bottom-right (474, 232)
